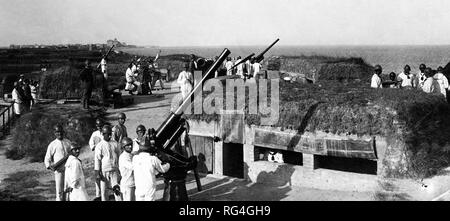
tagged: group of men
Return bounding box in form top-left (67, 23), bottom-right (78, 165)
top-left (44, 112), bottom-right (173, 201)
top-left (125, 53), bottom-right (164, 95)
top-left (11, 75), bottom-right (38, 116)
top-left (222, 56), bottom-right (263, 79)
top-left (371, 64), bottom-right (449, 97)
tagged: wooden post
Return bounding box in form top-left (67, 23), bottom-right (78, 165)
top-left (2, 111), bottom-right (5, 133)
top-left (7, 107), bottom-right (10, 132)
top-left (214, 141), bottom-right (223, 175)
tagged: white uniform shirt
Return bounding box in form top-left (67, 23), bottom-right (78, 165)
top-left (12, 88), bottom-right (22, 115)
top-left (44, 138), bottom-right (71, 170)
top-left (88, 130), bottom-right (102, 151)
top-left (433, 73), bottom-right (449, 97)
top-left (94, 139), bottom-right (121, 172)
top-left (132, 152), bottom-right (170, 201)
top-left (398, 72), bottom-right (413, 87)
top-left (125, 68), bottom-right (136, 83)
top-left (12, 88), bottom-right (22, 103)
top-left (225, 61), bottom-right (234, 75)
top-left (100, 58), bottom-right (107, 73)
top-left (64, 155), bottom-right (89, 201)
top-left (177, 71), bottom-right (193, 100)
top-left (235, 59), bottom-right (243, 77)
top-left (119, 151), bottom-right (135, 188)
top-left (422, 77), bottom-right (439, 93)
top-left (371, 74), bottom-right (382, 88)
top-left (417, 72), bottom-right (426, 89)
top-left (252, 63), bottom-right (262, 77)
top-left (131, 64), bottom-right (138, 73)
top-left (132, 138), bottom-right (140, 153)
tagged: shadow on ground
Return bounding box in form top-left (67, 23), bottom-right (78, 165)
top-left (185, 164), bottom-right (295, 201)
top-left (373, 180), bottom-right (411, 201)
top-left (123, 94), bottom-right (166, 106)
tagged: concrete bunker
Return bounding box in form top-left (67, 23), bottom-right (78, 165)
top-left (184, 56), bottom-right (450, 200)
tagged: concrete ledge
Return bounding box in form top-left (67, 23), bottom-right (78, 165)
top-left (246, 161), bottom-right (377, 192)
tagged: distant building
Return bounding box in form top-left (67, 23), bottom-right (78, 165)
top-left (107, 38), bottom-right (126, 47)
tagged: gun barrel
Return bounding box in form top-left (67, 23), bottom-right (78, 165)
top-left (261, 38), bottom-right (279, 56)
top-left (255, 38), bottom-right (279, 62)
top-left (154, 48), bottom-right (231, 147)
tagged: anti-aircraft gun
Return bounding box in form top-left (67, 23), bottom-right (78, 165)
top-left (254, 38), bottom-right (279, 63)
top-left (148, 48), bottom-right (231, 200)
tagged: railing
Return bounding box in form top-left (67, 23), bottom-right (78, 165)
top-left (0, 102), bottom-right (15, 137)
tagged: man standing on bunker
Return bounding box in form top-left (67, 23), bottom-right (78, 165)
top-left (416, 63), bottom-right (427, 89)
top-left (398, 65), bottom-right (413, 89)
top-left (433, 66), bottom-right (449, 98)
top-left (371, 65), bottom-right (383, 88)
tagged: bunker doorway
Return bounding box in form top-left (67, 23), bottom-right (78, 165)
top-left (223, 142), bottom-right (244, 178)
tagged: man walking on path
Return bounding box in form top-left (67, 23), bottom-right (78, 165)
top-left (80, 60), bottom-right (94, 109)
top-left (44, 125), bottom-right (72, 201)
top-left (177, 63), bottom-right (194, 101)
top-left (64, 142), bottom-right (89, 201)
top-left (112, 112), bottom-right (128, 145)
top-left (119, 137), bottom-right (135, 201)
top-left (94, 125), bottom-right (123, 201)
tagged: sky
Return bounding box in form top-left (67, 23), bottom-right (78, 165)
top-left (1, 0), bottom-right (450, 46)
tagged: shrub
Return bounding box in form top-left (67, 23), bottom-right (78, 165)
top-left (6, 104), bottom-right (105, 162)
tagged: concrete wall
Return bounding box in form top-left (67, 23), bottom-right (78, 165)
top-left (187, 119), bottom-right (450, 199)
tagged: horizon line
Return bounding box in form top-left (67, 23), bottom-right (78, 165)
top-left (3, 43), bottom-right (450, 48)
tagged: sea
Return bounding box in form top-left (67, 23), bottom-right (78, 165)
top-left (122, 45), bottom-right (450, 75)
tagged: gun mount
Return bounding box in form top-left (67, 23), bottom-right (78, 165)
top-left (148, 48), bottom-right (230, 200)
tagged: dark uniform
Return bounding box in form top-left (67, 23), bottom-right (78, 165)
top-left (80, 64), bottom-right (94, 109)
top-left (141, 65), bottom-right (152, 95)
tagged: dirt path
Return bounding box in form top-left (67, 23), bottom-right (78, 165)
top-left (0, 84), bottom-right (376, 201)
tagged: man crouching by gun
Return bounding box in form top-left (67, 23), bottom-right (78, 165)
top-left (44, 125), bottom-right (72, 201)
